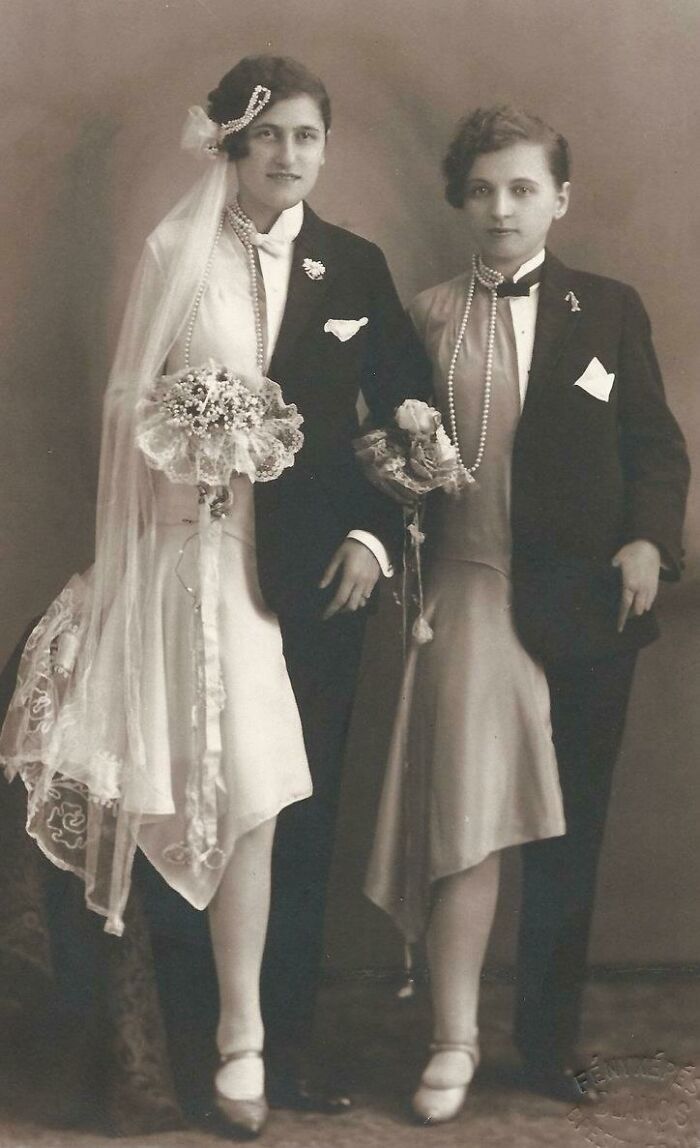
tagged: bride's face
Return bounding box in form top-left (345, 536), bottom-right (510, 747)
top-left (235, 94), bottom-right (326, 230)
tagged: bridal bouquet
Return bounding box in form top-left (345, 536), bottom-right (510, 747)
top-left (354, 400), bottom-right (468, 645)
top-left (136, 361), bottom-right (304, 489)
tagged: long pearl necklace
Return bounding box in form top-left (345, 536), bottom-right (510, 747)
top-left (446, 254), bottom-right (506, 480)
top-left (183, 202), bottom-right (266, 373)
top-left (224, 203), bottom-right (267, 373)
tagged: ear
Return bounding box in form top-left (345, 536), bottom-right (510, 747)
top-left (554, 181), bottom-right (571, 220)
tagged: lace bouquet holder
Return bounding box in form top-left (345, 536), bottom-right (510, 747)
top-left (0, 115), bottom-right (275, 936)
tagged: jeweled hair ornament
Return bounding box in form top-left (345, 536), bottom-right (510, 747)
top-left (220, 84), bottom-right (272, 138)
top-left (181, 85), bottom-right (273, 159)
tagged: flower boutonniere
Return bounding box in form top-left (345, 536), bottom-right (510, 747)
top-left (565, 290), bottom-right (581, 313)
top-left (302, 257), bottom-right (326, 281)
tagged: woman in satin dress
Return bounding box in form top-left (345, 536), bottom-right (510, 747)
top-left (365, 105), bottom-right (568, 1124)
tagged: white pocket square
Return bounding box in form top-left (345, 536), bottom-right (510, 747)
top-left (573, 357), bottom-right (615, 402)
top-left (324, 317), bottom-right (369, 342)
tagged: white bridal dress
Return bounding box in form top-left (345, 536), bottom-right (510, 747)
top-left (133, 221), bottom-right (311, 908)
top-left (0, 214), bottom-right (312, 926)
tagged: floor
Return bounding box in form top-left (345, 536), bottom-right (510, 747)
top-left (1, 975), bottom-right (699, 1148)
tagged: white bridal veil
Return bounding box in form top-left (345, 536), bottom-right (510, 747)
top-left (0, 109), bottom-right (230, 934)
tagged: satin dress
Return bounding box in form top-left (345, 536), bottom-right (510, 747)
top-left (365, 274), bottom-right (566, 941)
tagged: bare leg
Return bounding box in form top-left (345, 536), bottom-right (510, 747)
top-left (414, 851), bottom-right (501, 1121)
top-left (208, 817), bottom-right (276, 1101)
top-left (429, 850), bottom-right (501, 1050)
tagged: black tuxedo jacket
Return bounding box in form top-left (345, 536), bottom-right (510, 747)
top-left (254, 206), bottom-right (432, 616)
top-left (511, 253), bottom-right (690, 660)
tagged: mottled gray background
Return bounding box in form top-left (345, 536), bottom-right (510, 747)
top-left (1, 0), bottom-right (698, 971)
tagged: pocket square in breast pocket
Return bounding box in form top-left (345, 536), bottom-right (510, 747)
top-left (573, 356), bottom-right (615, 402)
top-left (324, 317), bottom-right (369, 342)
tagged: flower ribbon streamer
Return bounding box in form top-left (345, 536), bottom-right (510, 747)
top-left (164, 488), bottom-right (229, 871)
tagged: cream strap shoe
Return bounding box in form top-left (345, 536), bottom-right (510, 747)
top-left (411, 1041), bottom-right (479, 1125)
top-left (215, 1049), bottom-right (268, 1139)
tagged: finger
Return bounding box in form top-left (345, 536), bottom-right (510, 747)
top-left (632, 578), bottom-right (656, 616)
top-left (637, 586), bottom-right (656, 615)
top-left (331, 579), bottom-right (374, 618)
top-left (617, 589), bottom-right (634, 632)
top-left (319, 551), bottom-right (342, 590)
top-left (645, 579), bottom-right (660, 611)
top-left (322, 591), bottom-right (345, 620)
top-left (322, 578), bottom-right (354, 620)
top-left (344, 586), bottom-right (368, 613)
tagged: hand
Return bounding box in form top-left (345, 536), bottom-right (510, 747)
top-left (611, 540), bottom-right (661, 632)
top-left (319, 540), bottom-right (381, 620)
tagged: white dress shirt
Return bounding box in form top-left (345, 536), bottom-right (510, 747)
top-left (503, 248), bottom-right (545, 408)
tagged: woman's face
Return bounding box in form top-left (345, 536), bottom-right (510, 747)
top-left (463, 141), bottom-right (569, 276)
top-left (234, 94), bottom-right (326, 230)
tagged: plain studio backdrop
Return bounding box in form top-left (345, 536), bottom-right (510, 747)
top-left (1, 0), bottom-right (699, 975)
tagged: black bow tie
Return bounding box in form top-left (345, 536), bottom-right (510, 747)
top-left (496, 266), bottom-right (542, 297)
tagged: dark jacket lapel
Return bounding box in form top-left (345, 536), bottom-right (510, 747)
top-left (268, 205), bottom-right (338, 377)
top-left (523, 252), bottom-right (581, 412)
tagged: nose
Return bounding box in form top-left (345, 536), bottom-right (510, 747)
top-left (275, 134), bottom-right (297, 168)
top-left (490, 189), bottom-right (513, 220)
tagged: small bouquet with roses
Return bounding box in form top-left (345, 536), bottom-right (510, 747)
top-left (354, 399), bottom-right (469, 644)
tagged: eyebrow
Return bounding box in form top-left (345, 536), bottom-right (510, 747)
top-left (466, 176), bottom-right (541, 186)
top-left (252, 121), bottom-right (323, 131)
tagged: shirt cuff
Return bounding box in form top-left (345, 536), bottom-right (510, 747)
top-left (347, 530), bottom-right (394, 577)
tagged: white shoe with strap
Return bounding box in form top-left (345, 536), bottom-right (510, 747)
top-left (411, 1041), bottom-right (479, 1125)
top-left (215, 1049), bottom-right (268, 1138)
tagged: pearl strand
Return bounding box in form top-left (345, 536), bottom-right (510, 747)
top-left (225, 204), bottom-right (266, 373)
top-left (184, 214), bottom-right (225, 371)
top-left (446, 254), bottom-right (505, 480)
top-left (183, 203), bottom-right (266, 374)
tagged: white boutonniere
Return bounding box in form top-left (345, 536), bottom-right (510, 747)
top-left (302, 257), bottom-right (326, 281)
top-left (565, 290), bottom-right (581, 313)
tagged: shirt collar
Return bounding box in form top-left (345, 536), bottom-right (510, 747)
top-left (511, 249), bottom-right (546, 284)
top-left (267, 201), bottom-right (304, 244)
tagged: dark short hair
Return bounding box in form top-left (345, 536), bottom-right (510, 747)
top-left (208, 55), bottom-right (331, 161)
top-left (443, 105), bottom-right (571, 208)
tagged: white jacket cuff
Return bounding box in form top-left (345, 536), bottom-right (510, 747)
top-left (347, 530), bottom-right (394, 578)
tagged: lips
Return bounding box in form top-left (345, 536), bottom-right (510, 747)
top-left (488, 228), bottom-right (517, 235)
top-left (267, 172), bottom-right (301, 181)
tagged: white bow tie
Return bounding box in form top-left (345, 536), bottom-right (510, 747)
top-left (226, 205), bottom-right (293, 259)
top-left (247, 231), bottom-right (291, 258)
